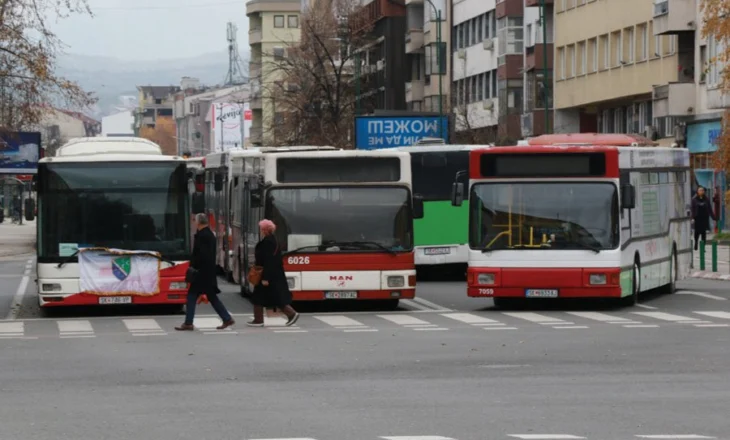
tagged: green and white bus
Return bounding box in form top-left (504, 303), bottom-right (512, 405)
top-left (395, 143), bottom-right (488, 271)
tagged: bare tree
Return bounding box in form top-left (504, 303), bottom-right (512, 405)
top-left (261, 0), bottom-right (374, 148)
top-left (0, 0), bottom-right (95, 132)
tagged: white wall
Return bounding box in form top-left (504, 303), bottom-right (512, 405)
top-left (453, 0), bottom-right (496, 25)
top-left (101, 111), bottom-right (134, 136)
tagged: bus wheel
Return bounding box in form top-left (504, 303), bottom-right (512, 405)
top-left (663, 247), bottom-right (678, 294)
top-left (623, 261), bottom-right (641, 306)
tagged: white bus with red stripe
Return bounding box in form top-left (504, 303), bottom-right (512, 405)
top-left (451, 133), bottom-right (692, 307)
top-left (36, 137), bottom-right (191, 308)
top-left (226, 149), bottom-right (423, 308)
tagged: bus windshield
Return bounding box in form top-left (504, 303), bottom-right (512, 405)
top-left (469, 182), bottom-right (620, 251)
top-left (266, 186), bottom-right (413, 252)
top-left (411, 151), bottom-right (469, 201)
top-left (38, 162), bottom-right (190, 261)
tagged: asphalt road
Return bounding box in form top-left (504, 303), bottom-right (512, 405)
top-left (1, 257), bottom-right (730, 440)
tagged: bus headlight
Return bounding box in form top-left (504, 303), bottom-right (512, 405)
top-left (477, 273), bottom-right (495, 285)
top-left (169, 282), bottom-right (188, 290)
top-left (42, 283), bottom-right (62, 292)
top-left (387, 276), bottom-right (405, 287)
top-left (287, 277), bottom-right (296, 289)
top-left (589, 274), bottom-right (607, 285)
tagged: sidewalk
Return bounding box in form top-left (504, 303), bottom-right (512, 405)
top-left (0, 219), bottom-right (36, 258)
top-left (690, 237), bottom-right (730, 280)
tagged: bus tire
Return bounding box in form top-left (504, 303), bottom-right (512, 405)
top-left (623, 259), bottom-right (641, 306)
top-left (663, 245), bottom-right (678, 294)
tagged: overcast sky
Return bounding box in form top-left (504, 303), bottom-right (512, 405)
top-left (52, 0), bottom-right (250, 61)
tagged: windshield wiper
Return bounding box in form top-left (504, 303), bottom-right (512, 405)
top-left (323, 240), bottom-right (397, 255)
top-left (284, 245), bottom-right (321, 256)
top-left (570, 240), bottom-right (601, 254)
top-left (57, 250), bottom-right (80, 268)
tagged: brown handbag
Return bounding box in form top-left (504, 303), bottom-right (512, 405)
top-left (247, 265), bottom-right (264, 285)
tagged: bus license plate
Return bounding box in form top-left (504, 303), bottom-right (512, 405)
top-left (99, 296), bottom-right (132, 305)
top-left (324, 291), bottom-right (358, 299)
top-left (424, 247), bottom-right (451, 255)
top-left (525, 289), bottom-right (558, 298)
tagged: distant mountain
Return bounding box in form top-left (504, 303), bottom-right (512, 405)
top-left (56, 51), bottom-right (249, 119)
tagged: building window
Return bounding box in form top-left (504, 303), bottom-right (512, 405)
top-left (612, 31), bottom-right (621, 66)
top-left (600, 34), bottom-right (609, 70)
top-left (477, 15), bottom-right (484, 42)
top-left (526, 23), bottom-right (533, 47)
top-left (568, 44), bottom-right (576, 77)
top-left (558, 47), bottom-right (566, 79)
top-left (639, 23), bottom-right (648, 60)
top-left (622, 27), bottom-right (634, 63)
top-left (668, 35), bottom-right (676, 54)
top-left (497, 17), bottom-right (524, 56)
top-left (273, 47), bottom-right (285, 60)
top-left (425, 43), bottom-right (447, 75)
top-left (274, 15), bottom-right (285, 28)
top-left (288, 15), bottom-right (299, 28)
top-left (579, 41), bottom-right (587, 75)
top-left (590, 38), bottom-right (598, 72)
top-left (654, 35), bottom-right (662, 57)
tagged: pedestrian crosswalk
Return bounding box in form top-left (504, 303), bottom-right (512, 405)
top-left (246, 434), bottom-right (719, 440)
top-left (1, 308), bottom-right (730, 340)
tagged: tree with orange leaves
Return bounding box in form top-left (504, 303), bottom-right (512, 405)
top-left (702, 0), bottom-right (730, 184)
top-left (139, 116), bottom-right (177, 156)
top-left (0, 0), bottom-right (96, 132)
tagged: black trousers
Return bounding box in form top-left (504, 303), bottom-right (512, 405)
top-left (694, 230), bottom-right (707, 250)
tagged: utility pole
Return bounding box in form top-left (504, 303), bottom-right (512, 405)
top-left (424, 0), bottom-right (443, 135)
top-left (540, 0), bottom-right (550, 133)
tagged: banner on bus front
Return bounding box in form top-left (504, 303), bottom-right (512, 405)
top-left (78, 248), bottom-right (161, 296)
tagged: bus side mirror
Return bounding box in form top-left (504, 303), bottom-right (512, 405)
top-left (191, 193), bottom-right (205, 214)
top-left (621, 184), bottom-right (635, 210)
top-left (24, 198), bottom-right (35, 221)
top-left (451, 182), bottom-right (464, 207)
top-left (213, 174), bottom-right (223, 192)
top-left (413, 195), bottom-right (424, 219)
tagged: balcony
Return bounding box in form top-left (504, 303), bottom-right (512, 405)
top-left (652, 82), bottom-right (696, 118)
top-left (249, 126), bottom-right (263, 144)
top-left (406, 80), bottom-right (425, 102)
top-left (249, 28), bottom-right (262, 45)
top-left (525, 43), bottom-right (553, 72)
top-left (405, 29), bottom-right (424, 54)
top-left (525, 0), bottom-right (552, 7)
top-left (653, 0), bottom-right (696, 35)
top-left (707, 88), bottom-right (730, 110)
top-left (250, 93), bottom-right (263, 110)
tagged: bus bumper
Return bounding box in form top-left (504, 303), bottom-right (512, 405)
top-left (37, 278), bottom-right (189, 307)
top-left (292, 289), bottom-right (416, 301)
top-left (467, 267), bottom-right (623, 299)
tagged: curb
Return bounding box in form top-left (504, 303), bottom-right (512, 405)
top-left (690, 270), bottom-right (730, 281)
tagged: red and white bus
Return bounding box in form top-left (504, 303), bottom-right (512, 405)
top-left (209, 148), bottom-right (423, 309)
top-left (451, 133), bottom-right (692, 307)
top-left (36, 137), bottom-right (191, 307)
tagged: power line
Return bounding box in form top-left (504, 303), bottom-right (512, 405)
top-left (93, 1), bottom-right (242, 11)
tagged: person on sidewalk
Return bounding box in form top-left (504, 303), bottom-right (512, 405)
top-left (691, 186), bottom-right (716, 251)
top-left (247, 219), bottom-right (299, 327)
top-left (175, 213), bottom-right (235, 331)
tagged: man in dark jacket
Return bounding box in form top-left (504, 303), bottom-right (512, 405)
top-left (175, 213), bottom-right (235, 331)
top-left (691, 186), bottom-right (716, 251)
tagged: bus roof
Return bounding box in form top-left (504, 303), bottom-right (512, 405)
top-left (391, 144), bottom-right (489, 153)
top-left (40, 137), bottom-right (184, 163)
top-left (527, 133), bottom-right (658, 147)
top-left (204, 146), bottom-right (337, 168)
top-left (268, 149), bottom-right (409, 159)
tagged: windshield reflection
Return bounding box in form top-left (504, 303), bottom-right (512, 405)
top-left (266, 187), bottom-right (413, 253)
top-left (469, 182), bottom-right (620, 251)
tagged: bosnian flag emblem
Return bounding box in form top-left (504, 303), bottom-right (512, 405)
top-left (112, 256), bottom-right (132, 281)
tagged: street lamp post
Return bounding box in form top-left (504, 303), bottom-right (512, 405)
top-left (540, 0), bottom-right (550, 133)
top-left (424, 0), bottom-right (443, 121)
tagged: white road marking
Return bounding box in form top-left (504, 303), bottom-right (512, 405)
top-left (484, 326), bottom-right (518, 330)
top-left (553, 325), bottom-right (590, 329)
top-left (632, 312), bottom-right (702, 323)
top-left (677, 291), bottom-right (726, 301)
top-left (410, 296), bottom-right (453, 311)
top-left (694, 311), bottom-right (730, 320)
top-left (502, 312), bottom-right (569, 324)
top-left (508, 435), bottom-right (586, 439)
top-left (272, 330), bottom-right (308, 333)
top-left (623, 324), bottom-right (660, 328)
top-left (57, 320), bottom-right (94, 334)
top-left (380, 437), bottom-right (456, 440)
top-left (123, 319), bottom-right (165, 333)
top-left (693, 324), bottom-right (730, 328)
top-left (377, 314), bottom-right (432, 326)
top-left (343, 328), bottom-right (378, 333)
top-left (636, 304), bottom-right (658, 309)
top-left (440, 313), bottom-right (502, 325)
top-left (314, 315), bottom-right (367, 328)
top-left (412, 327), bottom-right (449, 331)
top-left (0, 321), bottom-right (24, 336)
top-left (249, 438), bottom-right (318, 440)
top-left (192, 317), bottom-right (223, 329)
top-left (400, 299), bottom-right (430, 311)
top-left (4, 259), bottom-right (32, 320)
top-left (567, 311), bottom-right (635, 323)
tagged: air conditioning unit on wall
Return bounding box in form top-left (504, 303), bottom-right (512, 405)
top-left (483, 99), bottom-right (494, 110)
top-left (483, 39), bottom-right (494, 50)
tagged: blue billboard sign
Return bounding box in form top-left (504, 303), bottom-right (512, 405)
top-left (355, 116), bottom-right (449, 149)
top-left (687, 120), bottom-right (722, 154)
top-left (0, 131), bottom-right (42, 174)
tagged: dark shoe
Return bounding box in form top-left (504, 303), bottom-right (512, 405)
top-left (217, 319), bottom-right (235, 330)
top-left (285, 313), bottom-right (300, 327)
top-left (175, 324), bottom-right (195, 331)
top-left (246, 320), bottom-right (264, 327)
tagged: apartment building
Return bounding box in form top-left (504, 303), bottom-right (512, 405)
top-left (134, 85), bottom-right (180, 134)
top-left (450, 0), bottom-right (498, 140)
top-left (553, 0), bottom-right (680, 144)
top-left (349, 0), bottom-right (408, 113)
top-left (404, 0), bottom-right (451, 114)
top-left (520, 0), bottom-right (553, 137)
top-left (246, 0), bottom-right (302, 146)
